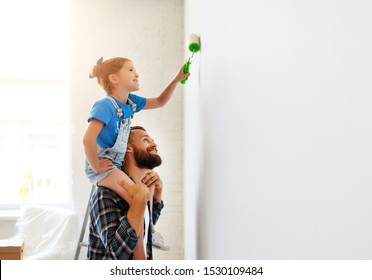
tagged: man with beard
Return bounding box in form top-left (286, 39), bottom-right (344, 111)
top-left (88, 126), bottom-right (164, 260)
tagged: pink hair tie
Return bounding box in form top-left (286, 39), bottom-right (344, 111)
top-left (89, 57), bottom-right (103, 79)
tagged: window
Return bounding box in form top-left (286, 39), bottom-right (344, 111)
top-left (0, 0), bottom-right (71, 206)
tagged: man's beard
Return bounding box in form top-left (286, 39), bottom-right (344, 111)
top-left (133, 146), bottom-right (162, 169)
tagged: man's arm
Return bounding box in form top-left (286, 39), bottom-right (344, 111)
top-left (92, 188), bottom-right (140, 260)
top-left (119, 180), bottom-right (150, 234)
top-left (152, 199), bottom-right (164, 226)
top-left (141, 171), bottom-right (164, 225)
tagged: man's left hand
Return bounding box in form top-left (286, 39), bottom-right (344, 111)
top-left (141, 170), bottom-right (163, 203)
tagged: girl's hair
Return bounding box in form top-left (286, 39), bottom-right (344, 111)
top-left (89, 57), bottom-right (131, 93)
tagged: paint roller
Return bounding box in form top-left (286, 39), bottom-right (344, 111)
top-left (181, 34), bottom-right (200, 84)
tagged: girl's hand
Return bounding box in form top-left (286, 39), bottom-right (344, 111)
top-left (94, 158), bottom-right (114, 174)
top-left (173, 65), bottom-right (191, 83)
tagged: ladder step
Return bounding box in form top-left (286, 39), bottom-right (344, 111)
top-left (74, 184), bottom-right (96, 260)
top-left (80, 241), bottom-right (88, 247)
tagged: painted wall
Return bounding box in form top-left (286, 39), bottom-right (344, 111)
top-left (183, 0), bottom-right (202, 260)
top-left (70, 0), bottom-right (185, 260)
top-left (185, 0), bottom-right (372, 259)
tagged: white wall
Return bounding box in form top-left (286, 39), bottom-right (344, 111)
top-left (185, 0), bottom-right (372, 259)
top-left (71, 0), bottom-right (184, 259)
top-left (183, 0), bottom-right (202, 260)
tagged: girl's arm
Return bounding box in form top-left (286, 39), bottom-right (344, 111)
top-left (83, 118), bottom-right (114, 173)
top-left (144, 65), bottom-right (190, 110)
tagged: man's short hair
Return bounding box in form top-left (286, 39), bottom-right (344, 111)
top-left (128, 126), bottom-right (146, 144)
top-left (130, 126), bottom-right (146, 132)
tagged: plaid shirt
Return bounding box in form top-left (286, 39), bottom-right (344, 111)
top-left (87, 187), bottom-right (164, 260)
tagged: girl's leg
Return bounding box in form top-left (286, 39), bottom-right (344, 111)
top-left (150, 184), bottom-right (170, 251)
top-left (99, 169), bottom-right (133, 204)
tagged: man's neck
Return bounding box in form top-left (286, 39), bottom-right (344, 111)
top-left (122, 165), bottom-right (147, 183)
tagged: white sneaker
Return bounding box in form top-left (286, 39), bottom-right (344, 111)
top-left (152, 231), bottom-right (170, 251)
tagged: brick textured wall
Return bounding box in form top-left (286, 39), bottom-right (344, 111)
top-left (71, 0), bottom-right (184, 260)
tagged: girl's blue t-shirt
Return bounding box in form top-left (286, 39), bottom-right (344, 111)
top-left (88, 93), bottom-right (146, 148)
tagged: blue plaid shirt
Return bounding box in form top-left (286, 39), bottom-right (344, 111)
top-left (87, 187), bottom-right (164, 260)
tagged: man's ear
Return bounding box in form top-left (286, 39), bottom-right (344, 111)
top-left (126, 143), bottom-right (133, 153)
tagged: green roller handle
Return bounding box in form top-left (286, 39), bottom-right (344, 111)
top-left (181, 60), bottom-right (192, 84)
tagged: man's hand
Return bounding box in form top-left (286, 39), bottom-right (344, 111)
top-left (141, 170), bottom-right (163, 203)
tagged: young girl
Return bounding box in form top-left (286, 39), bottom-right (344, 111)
top-left (83, 57), bottom-right (190, 259)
